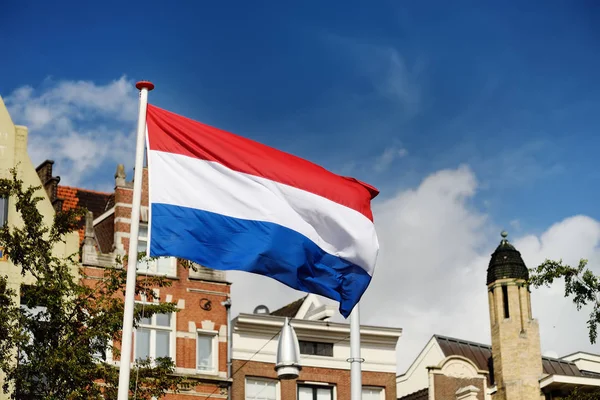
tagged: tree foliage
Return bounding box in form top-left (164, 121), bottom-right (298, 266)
top-left (563, 387), bottom-right (600, 400)
top-left (0, 169), bottom-right (182, 399)
top-left (529, 258), bottom-right (600, 345)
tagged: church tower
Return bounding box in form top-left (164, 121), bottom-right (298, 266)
top-left (487, 231), bottom-right (543, 399)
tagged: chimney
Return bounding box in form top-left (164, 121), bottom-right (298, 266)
top-left (115, 164), bottom-right (126, 187)
top-left (84, 211), bottom-right (95, 247)
top-left (35, 159), bottom-right (62, 212)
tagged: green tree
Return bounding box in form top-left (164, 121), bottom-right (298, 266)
top-left (563, 387), bottom-right (600, 399)
top-left (529, 258), bottom-right (600, 344)
top-left (530, 259), bottom-right (600, 399)
top-left (0, 169), bottom-right (182, 399)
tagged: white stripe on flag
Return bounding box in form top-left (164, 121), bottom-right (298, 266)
top-left (148, 150), bottom-right (378, 274)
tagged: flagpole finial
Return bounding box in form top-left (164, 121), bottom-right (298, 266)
top-left (136, 81), bottom-right (155, 91)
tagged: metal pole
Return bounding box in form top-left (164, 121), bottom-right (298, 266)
top-left (116, 80), bottom-right (154, 400)
top-left (350, 304), bottom-right (362, 400)
top-left (222, 297), bottom-right (232, 400)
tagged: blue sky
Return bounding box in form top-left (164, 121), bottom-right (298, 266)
top-left (2, 0), bottom-right (600, 367)
top-left (3, 0), bottom-right (599, 232)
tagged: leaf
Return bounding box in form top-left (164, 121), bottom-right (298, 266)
top-left (0, 172), bottom-right (182, 399)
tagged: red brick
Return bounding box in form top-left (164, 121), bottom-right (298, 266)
top-left (75, 166), bottom-right (231, 398)
top-left (231, 360), bottom-right (396, 400)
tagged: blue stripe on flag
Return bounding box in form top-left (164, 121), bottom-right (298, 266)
top-left (149, 203), bottom-right (371, 317)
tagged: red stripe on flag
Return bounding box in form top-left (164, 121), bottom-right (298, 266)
top-left (146, 104), bottom-right (379, 221)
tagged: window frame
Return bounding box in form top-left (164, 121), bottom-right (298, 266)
top-left (245, 377), bottom-right (279, 400)
top-left (0, 196), bottom-right (7, 226)
top-left (298, 340), bottom-right (334, 357)
top-left (502, 285), bottom-right (510, 319)
top-left (134, 306), bottom-right (175, 363)
top-left (196, 329), bottom-right (218, 374)
top-left (136, 223), bottom-right (177, 277)
top-left (362, 386), bottom-right (385, 400)
top-left (297, 384), bottom-right (334, 400)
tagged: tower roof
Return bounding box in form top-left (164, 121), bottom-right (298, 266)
top-left (486, 231), bottom-right (529, 285)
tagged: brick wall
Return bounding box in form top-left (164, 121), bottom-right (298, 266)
top-left (80, 166), bottom-right (232, 399)
top-left (231, 360), bottom-right (396, 400)
top-left (432, 375), bottom-right (485, 399)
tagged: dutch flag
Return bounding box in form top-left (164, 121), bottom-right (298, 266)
top-left (146, 104), bottom-right (379, 318)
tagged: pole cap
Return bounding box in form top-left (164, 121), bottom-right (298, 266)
top-left (275, 317), bottom-right (301, 380)
top-left (136, 81), bottom-right (155, 91)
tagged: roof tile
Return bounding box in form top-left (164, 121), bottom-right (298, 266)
top-left (434, 334), bottom-right (583, 386)
top-left (57, 186), bottom-right (113, 244)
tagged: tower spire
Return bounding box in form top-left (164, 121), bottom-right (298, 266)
top-left (487, 230), bottom-right (543, 399)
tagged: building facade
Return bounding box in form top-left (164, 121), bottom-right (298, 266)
top-left (231, 294), bottom-right (402, 400)
top-left (396, 232), bottom-right (600, 400)
top-left (55, 163), bottom-right (232, 399)
top-left (0, 96), bottom-right (80, 400)
top-left (0, 96), bottom-right (80, 295)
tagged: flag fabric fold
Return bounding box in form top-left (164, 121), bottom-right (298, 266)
top-left (145, 104), bottom-right (379, 317)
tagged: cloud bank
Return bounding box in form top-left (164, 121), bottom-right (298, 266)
top-left (4, 76), bottom-right (138, 189)
top-left (230, 165), bottom-right (600, 372)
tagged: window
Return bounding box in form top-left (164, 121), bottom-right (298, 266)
top-left (91, 336), bottom-right (107, 362)
top-left (197, 332), bottom-right (217, 372)
top-left (137, 224), bottom-right (176, 276)
top-left (299, 341), bottom-right (333, 357)
top-left (246, 378), bottom-right (277, 400)
top-left (0, 197), bottom-right (7, 226)
top-left (502, 285), bottom-right (510, 318)
top-left (135, 312), bottom-right (173, 361)
top-left (362, 387), bottom-right (384, 400)
top-left (298, 385), bottom-right (333, 400)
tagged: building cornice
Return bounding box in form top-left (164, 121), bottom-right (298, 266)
top-left (561, 351), bottom-right (600, 363)
top-left (233, 313), bottom-right (402, 345)
top-left (539, 373), bottom-right (600, 389)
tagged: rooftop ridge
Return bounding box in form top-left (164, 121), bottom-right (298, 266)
top-left (269, 295), bottom-right (308, 318)
top-left (433, 334), bottom-right (491, 349)
top-left (561, 350), bottom-right (600, 359)
top-left (433, 334), bottom-right (579, 363)
top-left (57, 185), bottom-right (112, 196)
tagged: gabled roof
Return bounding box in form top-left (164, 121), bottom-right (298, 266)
top-left (270, 295), bottom-right (308, 317)
top-left (434, 334), bottom-right (584, 383)
top-left (57, 186), bottom-right (112, 244)
top-left (268, 294), bottom-right (336, 321)
top-left (434, 335), bottom-right (494, 381)
top-left (58, 186), bottom-right (112, 216)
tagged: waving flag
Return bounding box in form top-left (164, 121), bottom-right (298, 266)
top-left (145, 104), bottom-right (379, 317)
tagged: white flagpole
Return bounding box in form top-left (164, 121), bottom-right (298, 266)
top-left (350, 303), bottom-right (362, 400)
top-left (116, 80), bottom-right (154, 400)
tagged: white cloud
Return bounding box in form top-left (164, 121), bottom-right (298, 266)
top-left (374, 145), bottom-right (408, 172)
top-left (4, 76), bottom-right (138, 186)
top-left (228, 165), bottom-right (600, 374)
top-left (509, 219), bottom-right (521, 231)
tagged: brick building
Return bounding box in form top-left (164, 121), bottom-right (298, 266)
top-left (51, 162), bottom-right (232, 399)
top-left (231, 294), bottom-right (402, 400)
top-left (396, 233), bottom-right (600, 400)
